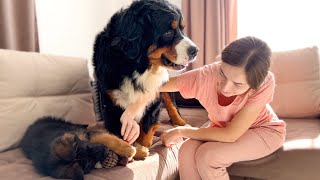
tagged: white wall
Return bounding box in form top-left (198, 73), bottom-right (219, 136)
top-left (35, 0), bottom-right (132, 59)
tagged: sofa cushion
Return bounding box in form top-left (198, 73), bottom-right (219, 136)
top-left (228, 118), bottom-right (320, 180)
top-left (270, 46), bottom-right (320, 118)
top-left (0, 100), bottom-right (190, 180)
top-left (271, 80), bottom-right (320, 118)
top-left (0, 49), bottom-right (96, 152)
top-left (0, 137), bottom-right (183, 180)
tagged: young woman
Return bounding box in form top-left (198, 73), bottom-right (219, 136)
top-left (160, 36), bottom-right (286, 180)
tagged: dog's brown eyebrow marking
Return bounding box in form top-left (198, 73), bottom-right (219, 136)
top-left (171, 20), bottom-right (178, 29)
top-left (180, 20), bottom-right (185, 29)
top-left (147, 44), bottom-right (158, 55)
top-left (77, 133), bottom-right (88, 141)
top-left (51, 133), bottom-right (75, 160)
top-left (62, 133), bottom-right (75, 144)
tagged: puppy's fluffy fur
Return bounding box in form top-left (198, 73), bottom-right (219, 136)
top-left (92, 0), bottom-right (198, 149)
top-left (21, 117), bottom-right (137, 180)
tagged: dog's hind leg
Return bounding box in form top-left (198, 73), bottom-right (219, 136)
top-left (162, 92), bottom-right (187, 126)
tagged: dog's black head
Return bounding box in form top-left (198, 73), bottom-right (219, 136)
top-left (93, 0), bottom-right (198, 76)
top-left (73, 138), bottom-right (108, 173)
top-left (50, 134), bottom-right (108, 179)
top-left (132, 0), bottom-right (199, 71)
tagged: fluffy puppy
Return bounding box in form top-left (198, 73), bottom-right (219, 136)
top-left (92, 0), bottom-right (198, 152)
top-left (20, 117), bottom-right (137, 180)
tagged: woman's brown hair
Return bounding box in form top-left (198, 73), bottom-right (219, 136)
top-left (221, 36), bottom-right (271, 89)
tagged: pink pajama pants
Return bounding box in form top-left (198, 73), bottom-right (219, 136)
top-left (178, 125), bottom-right (286, 180)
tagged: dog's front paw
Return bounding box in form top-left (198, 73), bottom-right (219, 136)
top-left (138, 138), bottom-right (153, 148)
top-left (114, 143), bottom-right (136, 158)
top-left (133, 143), bottom-right (149, 160)
top-left (136, 123), bottom-right (160, 148)
top-left (89, 132), bottom-right (136, 158)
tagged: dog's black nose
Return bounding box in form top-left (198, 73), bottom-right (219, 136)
top-left (188, 46), bottom-right (199, 59)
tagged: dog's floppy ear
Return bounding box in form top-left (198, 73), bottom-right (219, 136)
top-left (109, 12), bottom-right (145, 60)
top-left (110, 36), bottom-right (141, 59)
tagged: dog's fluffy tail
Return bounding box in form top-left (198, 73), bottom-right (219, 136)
top-left (90, 80), bottom-right (103, 121)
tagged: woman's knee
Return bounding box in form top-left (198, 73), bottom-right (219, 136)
top-left (195, 142), bottom-right (228, 168)
top-left (179, 139), bottom-right (202, 160)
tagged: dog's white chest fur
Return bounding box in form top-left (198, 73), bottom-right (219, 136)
top-left (111, 67), bottom-right (169, 122)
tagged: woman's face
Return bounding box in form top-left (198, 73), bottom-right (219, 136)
top-left (217, 62), bottom-right (250, 97)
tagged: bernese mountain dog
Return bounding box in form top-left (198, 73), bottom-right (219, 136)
top-left (91, 0), bottom-right (198, 155)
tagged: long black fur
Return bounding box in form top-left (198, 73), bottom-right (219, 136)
top-left (92, 0), bottom-right (187, 138)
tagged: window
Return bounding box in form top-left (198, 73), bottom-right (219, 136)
top-left (238, 0), bottom-right (320, 51)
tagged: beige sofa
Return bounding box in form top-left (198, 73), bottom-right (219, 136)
top-left (0, 49), bottom-right (186, 180)
top-left (0, 46), bottom-right (319, 180)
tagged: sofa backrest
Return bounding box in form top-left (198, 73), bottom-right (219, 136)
top-left (270, 46), bottom-right (320, 118)
top-left (0, 49), bottom-right (96, 152)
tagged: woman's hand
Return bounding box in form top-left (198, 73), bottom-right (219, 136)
top-left (160, 127), bottom-right (183, 147)
top-left (120, 111), bottom-right (140, 145)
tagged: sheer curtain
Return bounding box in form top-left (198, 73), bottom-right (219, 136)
top-left (182, 0), bottom-right (237, 69)
top-left (0, 0), bottom-right (38, 52)
top-left (238, 0), bottom-right (320, 51)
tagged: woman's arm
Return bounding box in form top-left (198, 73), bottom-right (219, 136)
top-left (161, 105), bottom-right (264, 146)
top-left (121, 94), bottom-right (154, 144)
top-left (159, 76), bottom-right (179, 92)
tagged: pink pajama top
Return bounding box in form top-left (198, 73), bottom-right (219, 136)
top-left (177, 62), bottom-right (285, 128)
